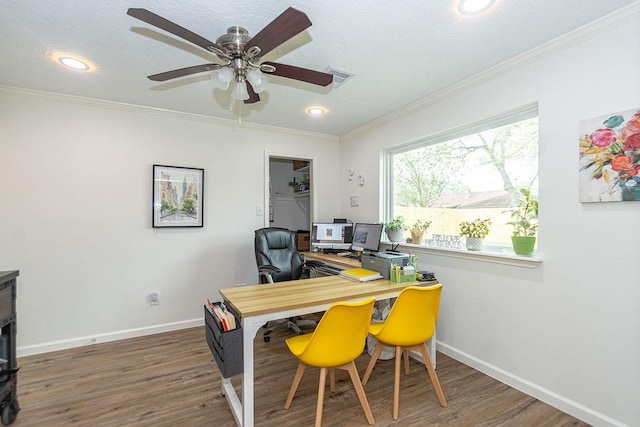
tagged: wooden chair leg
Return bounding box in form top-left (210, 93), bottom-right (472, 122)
top-left (393, 345), bottom-right (402, 420)
top-left (285, 362), bottom-right (306, 409)
top-left (316, 367), bottom-right (327, 427)
top-left (362, 342), bottom-right (383, 385)
top-left (416, 343), bottom-right (447, 407)
top-left (329, 368), bottom-right (336, 392)
top-left (403, 348), bottom-right (410, 375)
top-left (344, 362), bottom-right (375, 425)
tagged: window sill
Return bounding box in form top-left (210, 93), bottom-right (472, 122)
top-left (380, 242), bottom-right (542, 269)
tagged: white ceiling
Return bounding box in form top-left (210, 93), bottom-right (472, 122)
top-left (1, 0), bottom-right (636, 136)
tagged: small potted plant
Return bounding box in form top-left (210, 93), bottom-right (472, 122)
top-left (507, 188), bottom-right (538, 255)
top-left (384, 216), bottom-right (407, 242)
top-left (459, 218), bottom-right (491, 251)
top-left (409, 219), bottom-right (431, 245)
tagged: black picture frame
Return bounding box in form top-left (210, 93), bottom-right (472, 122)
top-left (152, 164), bottom-right (204, 228)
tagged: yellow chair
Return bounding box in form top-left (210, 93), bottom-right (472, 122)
top-left (362, 284), bottom-right (447, 420)
top-left (284, 297), bottom-right (376, 427)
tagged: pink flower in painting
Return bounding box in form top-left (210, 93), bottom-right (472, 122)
top-left (623, 132), bottom-right (640, 151)
top-left (621, 113), bottom-right (640, 139)
top-left (589, 128), bottom-right (617, 148)
top-left (580, 110), bottom-right (640, 195)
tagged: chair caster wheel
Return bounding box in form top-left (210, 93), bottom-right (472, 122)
top-left (1, 400), bottom-right (19, 425)
top-left (263, 336), bottom-right (271, 342)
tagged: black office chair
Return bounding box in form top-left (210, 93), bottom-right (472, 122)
top-left (254, 227), bottom-right (323, 342)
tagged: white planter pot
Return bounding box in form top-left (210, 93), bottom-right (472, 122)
top-left (385, 229), bottom-right (405, 242)
top-left (466, 237), bottom-right (483, 251)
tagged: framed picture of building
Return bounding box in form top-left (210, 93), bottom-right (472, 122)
top-left (152, 165), bottom-right (204, 227)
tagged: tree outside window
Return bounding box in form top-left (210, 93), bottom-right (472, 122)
top-left (389, 114), bottom-right (539, 249)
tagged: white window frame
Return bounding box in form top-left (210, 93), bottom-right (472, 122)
top-left (382, 103), bottom-right (542, 268)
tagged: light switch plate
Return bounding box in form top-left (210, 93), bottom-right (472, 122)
top-left (256, 205), bottom-right (264, 216)
top-left (350, 195), bottom-right (359, 207)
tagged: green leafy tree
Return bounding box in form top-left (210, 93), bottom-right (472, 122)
top-left (394, 145), bottom-right (465, 207)
top-left (160, 199), bottom-right (175, 216)
top-left (394, 117), bottom-right (538, 206)
top-left (181, 198), bottom-right (196, 216)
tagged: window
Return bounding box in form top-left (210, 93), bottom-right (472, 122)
top-left (384, 104), bottom-right (539, 252)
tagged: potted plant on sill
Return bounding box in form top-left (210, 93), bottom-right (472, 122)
top-left (409, 219), bottom-right (432, 245)
top-left (384, 216), bottom-right (407, 243)
top-left (507, 188), bottom-right (538, 255)
top-left (459, 218), bottom-right (491, 251)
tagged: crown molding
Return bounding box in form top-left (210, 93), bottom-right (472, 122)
top-left (342, 1), bottom-right (640, 140)
top-left (0, 84), bottom-right (339, 142)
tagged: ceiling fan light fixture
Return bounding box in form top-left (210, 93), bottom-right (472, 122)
top-left (211, 67), bottom-right (233, 90)
top-left (231, 80), bottom-right (250, 101)
top-left (246, 69), bottom-right (269, 94)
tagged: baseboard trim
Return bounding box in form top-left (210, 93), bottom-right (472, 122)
top-left (437, 342), bottom-right (627, 427)
top-left (17, 318), bottom-right (203, 358)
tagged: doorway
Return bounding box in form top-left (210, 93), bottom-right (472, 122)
top-left (266, 156), bottom-right (312, 232)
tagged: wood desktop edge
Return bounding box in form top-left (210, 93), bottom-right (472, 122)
top-left (301, 251), bottom-right (361, 269)
top-left (219, 276), bottom-right (440, 318)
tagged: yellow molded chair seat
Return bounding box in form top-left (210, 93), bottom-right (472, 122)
top-left (362, 284), bottom-right (447, 420)
top-left (284, 297), bottom-right (376, 427)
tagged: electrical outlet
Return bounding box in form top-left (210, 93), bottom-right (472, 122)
top-left (150, 291), bottom-right (159, 306)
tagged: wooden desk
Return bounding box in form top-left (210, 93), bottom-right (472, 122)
top-left (219, 275), bottom-right (439, 427)
top-left (301, 251), bottom-right (361, 270)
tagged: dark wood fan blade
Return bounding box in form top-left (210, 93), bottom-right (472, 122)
top-left (127, 8), bottom-right (226, 56)
top-left (244, 81), bottom-right (260, 104)
top-left (148, 64), bottom-right (221, 81)
top-left (263, 62), bottom-right (333, 87)
top-left (245, 7), bottom-right (312, 57)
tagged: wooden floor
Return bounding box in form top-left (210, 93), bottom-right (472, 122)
top-left (12, 326), bottom-right (589, 426)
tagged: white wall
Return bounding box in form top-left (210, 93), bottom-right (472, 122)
top-left (0, 88), bottom-right (340, 354)
top-left (340, 7), bottom-right (639, 427)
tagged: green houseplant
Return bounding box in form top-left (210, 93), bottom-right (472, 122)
top-left (507, 188), bottom-right (538, 255)
top-left (459, 218), bottom-right (491, 250)
top-left (409, 219), bottom-right (431, 244)
top-left (384, 216), bottom-right (407, 242)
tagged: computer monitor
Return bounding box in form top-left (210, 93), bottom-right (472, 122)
top-left (351, 223), bottom-right (383, 253)
top-left (310, 222), bottom-right (353, 250)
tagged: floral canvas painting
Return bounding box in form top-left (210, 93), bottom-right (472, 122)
top-left (579, 108), bottom-right (640, 202)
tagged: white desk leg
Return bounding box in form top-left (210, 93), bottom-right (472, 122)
top-left (239, 318), bottom-right (264, 427)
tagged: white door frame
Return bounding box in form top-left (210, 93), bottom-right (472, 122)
top-left (263, 151), bottom-right (317, 229)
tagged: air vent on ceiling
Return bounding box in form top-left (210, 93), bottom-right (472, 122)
top-left (325, 67), bottom-right (354, 88)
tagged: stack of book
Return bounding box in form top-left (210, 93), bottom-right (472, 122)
top-left (339, 267), bottom-right (383, 282)
top-left (206, 298), bottom-right (237, 331)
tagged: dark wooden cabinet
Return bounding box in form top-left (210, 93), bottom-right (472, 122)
top-left (0, 271), bottom-right (18, 425)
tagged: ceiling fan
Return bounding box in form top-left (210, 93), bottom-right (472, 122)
top-left (126, 7), bottom-right (334, 104)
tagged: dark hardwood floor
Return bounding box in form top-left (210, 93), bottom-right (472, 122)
top-left (12, 326), bottom-right (589, 426)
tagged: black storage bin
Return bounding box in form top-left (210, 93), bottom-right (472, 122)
top-left (204, 305), bottom-right (243, 378)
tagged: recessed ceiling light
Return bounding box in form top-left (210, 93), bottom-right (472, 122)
top-left (458, 0), bottom-right (495, 15)
top-left (58, 56), bottom-right (89, 70)
top-left (306, 106), bottom-right (327, 116)
top-left (49, 52), bottom-right (96, 72)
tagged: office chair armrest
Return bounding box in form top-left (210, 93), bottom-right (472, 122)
top-left (259, 265), bottom-right (281, 275)
top-left (258, 265), bottom-right (281, 284)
